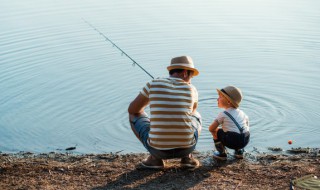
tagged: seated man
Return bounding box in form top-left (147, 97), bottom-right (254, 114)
top-left (128, 55), bottom-right (202, 169)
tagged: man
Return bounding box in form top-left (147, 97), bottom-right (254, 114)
top-left (128, 55), bottom-right (202, 169)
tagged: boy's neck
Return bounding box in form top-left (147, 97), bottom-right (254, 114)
top-left (224, 106), bottom-right (236, 110)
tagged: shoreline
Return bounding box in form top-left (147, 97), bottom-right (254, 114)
top-left (1, 148), bottom-right (319, 189)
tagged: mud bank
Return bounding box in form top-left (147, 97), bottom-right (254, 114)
top-left (0, 148), bottom-right (319, 189)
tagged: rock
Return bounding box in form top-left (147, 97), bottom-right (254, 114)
top-left (268, 147), bottom-right (283, 152)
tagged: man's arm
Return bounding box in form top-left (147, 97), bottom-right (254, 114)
top-left (128, 93), bottom-right (150, 115)
top-left (192, 102), bottom-right (198, 114)
top-left (191, 85), bottom-right (198, 114)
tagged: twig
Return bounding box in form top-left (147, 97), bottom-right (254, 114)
top-left (115, 150), bottom-right (124, 154)
top-left (234, 180), bottom-right (242, 190)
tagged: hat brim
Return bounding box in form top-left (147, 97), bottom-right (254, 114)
top-left (167, 65), bottom-right (199, 76)
top-left (216, 89), bottom-right (239, 108)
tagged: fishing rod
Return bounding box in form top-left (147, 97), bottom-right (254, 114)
top-left (82, 18), bottom-right (154, 79)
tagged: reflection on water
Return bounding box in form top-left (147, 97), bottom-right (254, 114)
top-left (0, 0), bottom-right (319, 153)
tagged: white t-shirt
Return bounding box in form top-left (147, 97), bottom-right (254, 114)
top-left (215, 108), bottom-right (249, 134)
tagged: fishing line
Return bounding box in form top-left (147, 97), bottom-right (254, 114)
top-left (82, 18), bottom-right (154, 79)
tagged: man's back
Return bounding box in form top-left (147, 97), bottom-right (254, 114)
top-left (140, 77), bottom-right (197, 150)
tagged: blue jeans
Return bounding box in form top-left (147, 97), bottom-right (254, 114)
top-left (130, 112), bottom-right (202, 159)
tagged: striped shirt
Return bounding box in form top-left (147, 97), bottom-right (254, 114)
top-left (140, 77), bottom-right (198, 150)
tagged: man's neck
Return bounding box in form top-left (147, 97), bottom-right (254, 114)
top-left (170, 73), bottom-right (183, 79)
top-left (170, 73), bottom-right (190, 83)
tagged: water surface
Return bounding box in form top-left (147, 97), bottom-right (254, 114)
top-left (1, 0), bottom-right (319, 153)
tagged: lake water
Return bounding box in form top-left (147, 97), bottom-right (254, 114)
top-left (1, 0), bottom-right (319, 154)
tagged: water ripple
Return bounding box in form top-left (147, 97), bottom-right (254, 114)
top-left (1, 0), bottom-right (319, 153)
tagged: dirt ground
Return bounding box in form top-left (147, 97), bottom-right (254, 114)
top-left (0, 148), bottom-right (319, 190)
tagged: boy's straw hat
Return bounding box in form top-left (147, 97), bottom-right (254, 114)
top-left (167, 56), bottom-right (199, 76)
top-left (217, 86), bottom-right (242, 108)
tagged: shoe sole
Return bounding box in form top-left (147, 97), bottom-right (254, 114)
top-left (234, 155), bottom-right (244, 159)
top-left (181, 164), bottom-right (199, 168)
top-left (181, 161), bottom-right (199, 168)
top-left (212, 155), bottom-right (227, 161)
top-left (139, 162), bottom-right (164, 169)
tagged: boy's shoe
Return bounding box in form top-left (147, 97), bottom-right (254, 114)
top-left (212, 151), bottom-right (227, 161)
top-left (180, 154), bottom-right (200, 168)
top-left (234, 149), bottom-right (244, 159)
top-left (140, 155), bottom-right (164, 169)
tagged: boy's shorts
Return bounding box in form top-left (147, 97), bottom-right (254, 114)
top-left (130, 112), bottom-right (202, 159)
top-left (217, 129), bottom-right (250, 150)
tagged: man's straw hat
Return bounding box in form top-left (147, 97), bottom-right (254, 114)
top-left (217, 86), bottom-right (242, 108)
top-left (167, 55), bottom-right (199, 76)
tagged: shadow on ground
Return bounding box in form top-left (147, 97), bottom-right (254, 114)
top-left (92, 163), bottom-right (213, 189)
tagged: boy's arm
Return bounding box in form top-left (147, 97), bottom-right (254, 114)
top-left (209, 120), bottom-right (220, 139)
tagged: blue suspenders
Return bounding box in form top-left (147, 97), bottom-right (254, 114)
top-left (223, 111), bottom-right (244, 134)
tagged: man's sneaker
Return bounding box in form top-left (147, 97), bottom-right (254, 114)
top-left (180, 154), bottom-right (200, 168)
top-left (212, 151), bottom-right (227, 161)
top-left (234, 149), bottom-right (244, 159)
top-left (140, 155), bottom-right (164, 169)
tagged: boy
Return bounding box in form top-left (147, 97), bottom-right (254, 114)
top-left (209, 85), bottom-right (250, 160)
